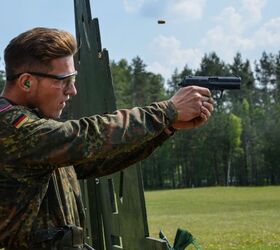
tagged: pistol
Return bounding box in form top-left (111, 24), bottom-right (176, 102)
top-left (178, 76), bottom-right (241, 98)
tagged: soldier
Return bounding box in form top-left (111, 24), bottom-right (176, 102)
top-left (0, 27), bottom-right (214, 249)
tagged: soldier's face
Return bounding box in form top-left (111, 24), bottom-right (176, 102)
top-left (30, 56), bottom-right (77, 119)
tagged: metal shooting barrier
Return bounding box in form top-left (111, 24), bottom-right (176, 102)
top-left (69, 0), bottom-right (169, 249)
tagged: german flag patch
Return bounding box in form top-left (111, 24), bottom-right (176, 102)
top-left (13, 114), bottom-right (29, 128)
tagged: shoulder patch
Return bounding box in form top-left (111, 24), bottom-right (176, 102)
top-left (13, 114), bottom-right (30, 128)
top-left (0, 104), bottom-right (13, 113)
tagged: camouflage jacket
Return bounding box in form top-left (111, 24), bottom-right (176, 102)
top-left (0, 97), bottom-right (177, 249)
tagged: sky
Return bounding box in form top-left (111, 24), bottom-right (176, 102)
top-left (0, 0), bottom-right (279, 81)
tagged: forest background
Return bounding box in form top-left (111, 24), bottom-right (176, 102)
top-left (1, 50), bottom-right (279, 189)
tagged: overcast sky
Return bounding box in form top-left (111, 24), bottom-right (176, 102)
top-left (0, 0), bottom-right (279, 80)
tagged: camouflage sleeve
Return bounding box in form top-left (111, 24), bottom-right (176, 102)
top-left (1, 100), bottom-right (177, 171)
top-left (74, 130), bottom-right (170, 179)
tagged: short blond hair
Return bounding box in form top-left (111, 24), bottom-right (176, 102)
top-left (4, 27), bottom-right (77, 80)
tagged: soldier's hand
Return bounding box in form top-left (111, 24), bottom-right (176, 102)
top-left (170, 86), bottom-right (214, 129)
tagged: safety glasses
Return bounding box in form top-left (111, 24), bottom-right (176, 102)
top-left (7, 71), bottom-right (78, 90)
top-left (7, 71), bottom-right (77, 81)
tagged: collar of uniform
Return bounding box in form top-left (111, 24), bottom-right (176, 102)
top-left (0, 96), bottom-right (14, 112)
top-left (0, 96), bottom-right (45, 118)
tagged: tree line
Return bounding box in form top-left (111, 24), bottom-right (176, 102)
top-left (0, 51), bottom-right (279, 188)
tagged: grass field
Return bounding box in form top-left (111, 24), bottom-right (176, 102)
top-left (145, 186), bottom-right (280, 250)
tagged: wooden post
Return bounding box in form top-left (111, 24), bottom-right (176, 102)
top-left (70, 1), bottom-right (168, 249)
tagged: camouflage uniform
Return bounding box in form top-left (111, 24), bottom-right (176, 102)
top-left (0, 96), bottom-right (177, 249)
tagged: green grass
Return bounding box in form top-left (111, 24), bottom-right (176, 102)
top-left (145, 186), bottom-right (280, 250)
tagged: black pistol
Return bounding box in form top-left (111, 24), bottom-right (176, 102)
top-left (179, 76), bottom-right (241, 98)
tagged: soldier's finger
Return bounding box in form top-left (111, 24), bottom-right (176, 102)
top-left (199, 112), bottom-right (208, 122)
top-left (194, 86), bottom-right (212, 97)
top-left (202, 101), bottom-right (214, 113)
top-left (202, 96), bottom-right (214, 104)
top-left (201, 105), bottom-right (211, 119)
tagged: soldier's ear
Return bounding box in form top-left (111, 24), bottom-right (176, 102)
top-left (18, 74), bottom-right (33, 92)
